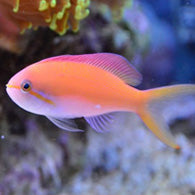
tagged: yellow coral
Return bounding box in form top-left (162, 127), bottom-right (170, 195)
top-left (94, 0), bottom-right (133, 20)
top-left (0, 0), bottom-right (90, 35)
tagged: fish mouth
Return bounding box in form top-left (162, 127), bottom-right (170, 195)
top-left (6, 84), bottom-right (20, 89)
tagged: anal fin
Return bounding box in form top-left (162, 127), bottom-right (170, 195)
top-left (85, 112), bottom-right (116, 133)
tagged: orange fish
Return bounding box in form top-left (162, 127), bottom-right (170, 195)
top-left (6, 53), bottom-right (195, 149)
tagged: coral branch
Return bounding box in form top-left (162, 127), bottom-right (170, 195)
top-left (0, 0), bottom-right (90, 35)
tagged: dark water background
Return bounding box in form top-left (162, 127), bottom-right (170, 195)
top-left (0, 0), bottom-right (195, 195)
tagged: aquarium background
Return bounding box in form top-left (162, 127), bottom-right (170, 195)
top-left (0, 0), bottom-right (195, 194)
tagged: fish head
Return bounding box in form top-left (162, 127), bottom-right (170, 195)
top-left (6, 64), bottom-right (55, 115)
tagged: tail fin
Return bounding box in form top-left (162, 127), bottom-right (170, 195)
top-left (137, 84), bottom-right (195, 149)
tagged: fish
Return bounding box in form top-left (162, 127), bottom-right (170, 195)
top-left (6, 53), bottom-right (195, 149)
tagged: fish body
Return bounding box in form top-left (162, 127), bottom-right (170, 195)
top-left (7, 58), bottom-right (140, 117)
top-left (6, 53), bottom-right (195, 149)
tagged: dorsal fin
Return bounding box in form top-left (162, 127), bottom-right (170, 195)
top-left (41, 53), bottom-right (142, 86)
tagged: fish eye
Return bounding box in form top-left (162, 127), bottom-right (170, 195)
top-left (21, 80), bottom-right (32, 92)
